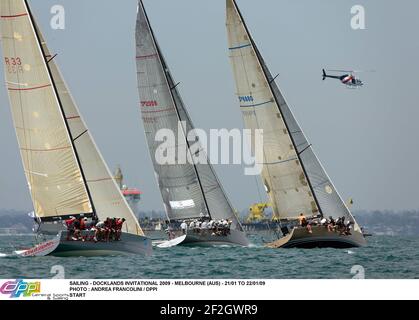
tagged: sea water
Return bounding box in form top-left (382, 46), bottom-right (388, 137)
top-left (0, 233), bottom-right (418, 279)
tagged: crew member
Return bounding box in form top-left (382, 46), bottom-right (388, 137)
top-left (115, 218), bottom-right (126, 240)
top-left (65, 216), bottom-right (77, 240)
top-left (180, 220), bottom-right (188, 235)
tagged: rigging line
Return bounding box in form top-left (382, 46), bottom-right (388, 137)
top-left (46, 53), bottom-right (57, 63)
top-left (170, 82), bottom-right (180, 90)
top-left (298, 144), bottom-right (312, 156)
top-left (73, 129), bottom-right (88, 142)
top-left (269, 74), bottom-right (280, 84)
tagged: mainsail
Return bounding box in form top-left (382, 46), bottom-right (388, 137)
top-left (136, 1), bottom-right (242, 229)
top-left (226, 0), bottom-right (359, 228)
top-left (0, 0), bottom-right (144, 235)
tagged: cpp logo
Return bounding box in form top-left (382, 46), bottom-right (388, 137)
top-left (0, 280), bottom-right (41, 298)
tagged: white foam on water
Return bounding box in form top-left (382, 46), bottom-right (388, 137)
top-left (347, 250), bottom-right (355, 255)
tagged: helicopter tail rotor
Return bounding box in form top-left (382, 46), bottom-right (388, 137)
top-left (322, 69), bottom-right (327, 80)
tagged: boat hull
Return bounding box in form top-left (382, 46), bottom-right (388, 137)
top-left (160, 229), bottom-right (249, 247)
top-left (182, 229), bottom-right (249, 247)
top-left (16, 232), bottom-right (152, 257)
top-left (266, 225), bottom-right (367, 249)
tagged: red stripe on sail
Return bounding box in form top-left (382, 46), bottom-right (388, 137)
top-left (66, 116), bottom-right (81, 120)
top-left (1, 13), bottom-right (28, 18)
top-left (8, 84), bottom-right (51, 91)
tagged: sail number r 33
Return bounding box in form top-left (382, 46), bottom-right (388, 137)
top-left (4, 57), bottom-right (23, 74)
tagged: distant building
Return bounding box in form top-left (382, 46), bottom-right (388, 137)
top-left (114, 166), bottom-right (142, 215)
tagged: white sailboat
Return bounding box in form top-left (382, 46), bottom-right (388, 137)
top-left (135, 0), bottom-right (249, 247)
top-left (226, 0), bottom-right (366, 248)
top-left (0, 0), bottom-right (152, 256)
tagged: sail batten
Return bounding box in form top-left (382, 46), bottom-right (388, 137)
top-left (136, 1), bottom-right (242, 229)
top-left (226, 0), bottom-right (359, 226)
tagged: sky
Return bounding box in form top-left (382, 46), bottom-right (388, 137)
top-left (0, 0), bottom-right (418, 213)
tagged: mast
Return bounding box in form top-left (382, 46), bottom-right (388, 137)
top-left (230, 0), bottom-right (323, 217)
top-left (139, 0), bottom-right (212, 220)
top-left (24, 0), bottom-right (96, 220)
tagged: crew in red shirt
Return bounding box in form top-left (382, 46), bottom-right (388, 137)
top-left (115, 218), bottom-right (126, 241)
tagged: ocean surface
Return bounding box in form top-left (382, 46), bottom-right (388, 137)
top-left (0, 232), bottom-right (418, 279)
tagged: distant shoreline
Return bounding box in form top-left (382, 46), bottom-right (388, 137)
top-left (1, 209), bottom-right (419, 237)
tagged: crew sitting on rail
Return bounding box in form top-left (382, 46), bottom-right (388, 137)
top-left (115, 218), bottom-right (126, 240)
top-left (65, 216), bottom-right (77, 240)
top-left (335, 217), bottom-right (353, 236)
top-left (298, 213), bottom-right (315, 234)
top-left (189, 220), bottom-right (196, 229)
top-left (65, 216), bottom-right (127, 242)
top-left (201, 220), bottom-right (208, 230)
top-left (93, 220), bottom-right (106, 242)
top-left (207, 220), bottom-right (214, 229)
top-left (71, 217), bottom-right (82, 241)
top-left (165, 224), bottom-right (176, 240)
top-left (180, 221), bottom-right (188, 235)
top-left (110, 218), bottom-right (120, 241)
top-left (210, 219), bottom-right (232, 236)
top-left (326, 216), bottom-right (336, 232)
top-left (344, 219), bottom-right (353, 236)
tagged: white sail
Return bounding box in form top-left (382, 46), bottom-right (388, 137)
top-left (226, 0), bottom-right (317, 219)
top-left (0, 0), bottom-right (92, 219)
top-left (136, 1), bottom-right (243, 229)
top-left (35, 28), bottom-right (144, 236)
top-left (226, 0), bottom-right (360, 229)
top-left (1, 0), bottom-right (144, 236)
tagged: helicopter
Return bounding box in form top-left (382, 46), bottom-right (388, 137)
top-left (322, 69), bottom-right (369, 88)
